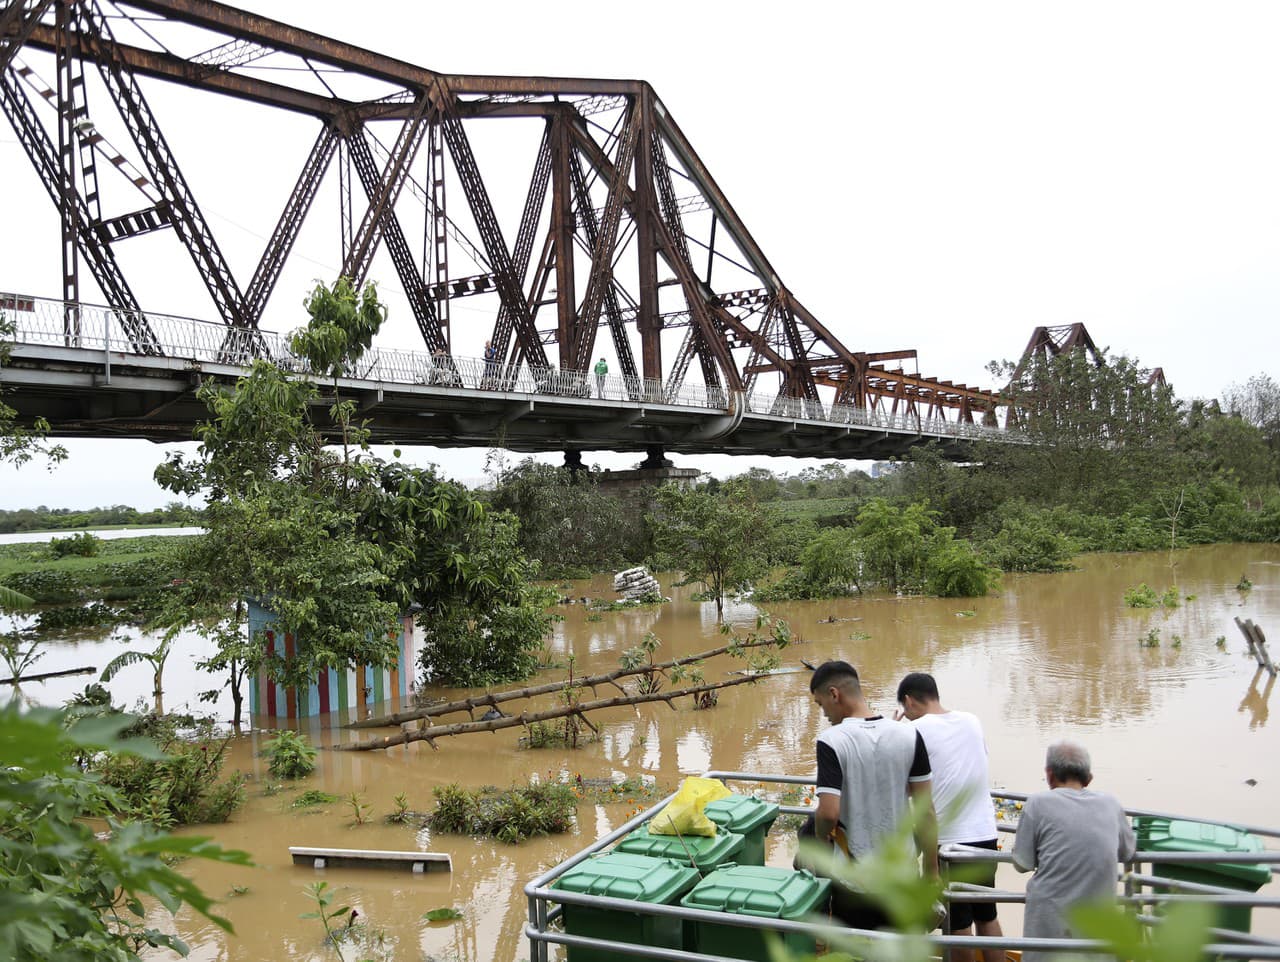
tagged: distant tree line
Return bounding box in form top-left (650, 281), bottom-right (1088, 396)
top-left (0, 502), bottom-right (201, 533)
top-left (486, 356), bottom-right (1280, 605)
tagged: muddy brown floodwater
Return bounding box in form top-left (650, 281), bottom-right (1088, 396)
top-left (9, 543), bottom-right (1280, 960)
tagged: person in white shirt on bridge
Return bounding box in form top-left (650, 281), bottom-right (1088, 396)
top-left (896, 671), bottom-right (1005, 962)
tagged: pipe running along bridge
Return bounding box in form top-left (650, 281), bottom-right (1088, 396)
top-left (0, 0), bottom-right (1011, 461)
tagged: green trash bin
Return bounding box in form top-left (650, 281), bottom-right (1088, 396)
top-left (704, 794), bottom-right (780, 866)
top-left (681, 864), bottom-right (831, 961)
top-left (1134, 816), bottom-right (1273, 934)
top-left (616, 822), bottom-right (746, 871)
top-left (552, 852), bottom-right (700, 962)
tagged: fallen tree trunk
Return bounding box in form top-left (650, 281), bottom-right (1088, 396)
top-left (346, 634), bottom-right (783, 730)
top-left (334, 675), bottom-right (762, 751)
top-left (0, 665), bottom-right (95, 685)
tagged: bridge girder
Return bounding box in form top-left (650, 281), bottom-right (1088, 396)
top-left (1, 0), bottom-right (995, 429)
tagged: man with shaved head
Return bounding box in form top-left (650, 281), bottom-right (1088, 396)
top-left (1012, 740), bottom-right (1136, 961)
top-left (807, 660), bottom-right (937, 930)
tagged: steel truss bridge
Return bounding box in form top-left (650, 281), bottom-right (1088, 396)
top-left (0, 0), bottom-right (1011, 461)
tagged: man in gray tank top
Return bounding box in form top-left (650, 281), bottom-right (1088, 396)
top-left (1012, 740), bottom-right (1136, 962)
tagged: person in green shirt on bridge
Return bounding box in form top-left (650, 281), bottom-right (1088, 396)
top-left (594, 357), bottom-right (608, 398)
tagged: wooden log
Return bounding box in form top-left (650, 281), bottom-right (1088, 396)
top-left (334, 675), bottom-right (763, 751)
top-left (289, 846), bottom-right (451, 873)
top-left (0, 665), bottom-right (95, 686)
top-left (346, 633), bottom-right (784, 730)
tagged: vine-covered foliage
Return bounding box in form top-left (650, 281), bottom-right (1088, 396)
top-left (0, 704), bottom-right (249, 960)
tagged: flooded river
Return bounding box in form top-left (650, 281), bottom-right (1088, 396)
top-left (7, 543), bottom-right (1280, 960)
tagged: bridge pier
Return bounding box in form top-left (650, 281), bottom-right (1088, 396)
top-left (563, 448), bottom-right (584, 479)
top-left (637, 444), bottom-right (672, 470)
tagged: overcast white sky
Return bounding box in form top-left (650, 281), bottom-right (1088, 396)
top-left (2, 0), bottom-right (1279, 508)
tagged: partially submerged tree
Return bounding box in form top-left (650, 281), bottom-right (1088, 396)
top-left (486, 458), bottom-right (645, 574)
top-left (153, 281), bottom-right (551, 724)
top-left (649, 481), bottom-right (776, 619)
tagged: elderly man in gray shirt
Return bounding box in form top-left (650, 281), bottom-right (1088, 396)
top-left (1012, 741), bottom-right (1136, 961)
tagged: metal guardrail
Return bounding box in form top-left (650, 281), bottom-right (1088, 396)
top-left (1, 292), bottom-right (1015, 444)
top-left (524, 770), bottom-right (1280, 962)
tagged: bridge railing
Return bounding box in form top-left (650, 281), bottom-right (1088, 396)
top-left (1, 292), bottom-right (1009, 443)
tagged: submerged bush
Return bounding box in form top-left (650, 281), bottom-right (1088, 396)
top-left (925, 537), bottom-right (1000, 598)
top-left (978, 504), bottom-right (1080, 573)
top-left (1123, 584), bottom-right (1179, 609)
top-left (33, 601), bottom-right (123, 633)
top-left (263, 729), bottom-right (318, 779)
top-left (89, 715), bottom-right (246, 827)
top-left (427, 780), bottom-right (576, 844)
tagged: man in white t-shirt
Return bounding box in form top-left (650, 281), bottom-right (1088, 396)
top-left (897, 672), bottom-right (1005, 962)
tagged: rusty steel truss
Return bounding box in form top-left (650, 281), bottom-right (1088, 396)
top-left (0, 0), bottom-right (1001, 424)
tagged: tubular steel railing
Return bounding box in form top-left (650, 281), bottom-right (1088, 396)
top-left (1, 292), bottom-right (1013, 444)
top-left (523, 770), bottom-right (1280, 962)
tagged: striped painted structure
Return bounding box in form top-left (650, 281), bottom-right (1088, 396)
top-left (247, 600), bottom-right (418, 721)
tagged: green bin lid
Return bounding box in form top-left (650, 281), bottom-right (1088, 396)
top-left (704, 794), bottom-right (780, 834)
top-left (1134, 817), bottom-right (1272, 886)
top-left (681, 865), bottom-right (831, 919)
top-left (616, 824), bottom-right (746, 869)
top-left (553, 852), bottom-right (700, 904)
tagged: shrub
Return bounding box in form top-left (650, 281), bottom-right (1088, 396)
top-left (1123, 584), bottom-right (1179, 609)
top-left (263, 729), bottom-right (317, 779)
top-left (292, 789), bottom-right (338, 808)
top-left (89, 716), bottom-right (246, 827)
top-left (925, 537), bottom-right (1000, 598)
top-left (427, 780), bottom-right (576, 844)
top-left (978, 505), bottom-right (1079, 572)
top-left (1124, 584), bottom-right (1159, 608)
top-left (49, 531), bottom-right (102, 558)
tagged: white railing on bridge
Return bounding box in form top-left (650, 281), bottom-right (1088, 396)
top-left (0, 293), bottom-right (1011, 444)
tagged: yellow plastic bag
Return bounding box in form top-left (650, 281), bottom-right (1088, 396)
top-left (649, 776), bottom-right (731, 837)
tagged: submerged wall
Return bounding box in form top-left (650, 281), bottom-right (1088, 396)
top-left (246, 600), bottom-right (418, 720)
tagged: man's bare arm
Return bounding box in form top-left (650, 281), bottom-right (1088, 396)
top-left (908, 779), bottom-right (939, 878)
top-left (814, 792), bottom-right (841, 848)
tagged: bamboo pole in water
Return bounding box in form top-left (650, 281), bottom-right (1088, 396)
top-left (345, 634), bottom-right (784, 729)
top-left (333, 676), bottom-right (762, 751)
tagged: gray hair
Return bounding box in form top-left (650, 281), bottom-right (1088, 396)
top-left (1045, 740), bottom-right (1092, 783)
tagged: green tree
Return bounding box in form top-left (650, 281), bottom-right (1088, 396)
top-left (154, 281), bottom-right (552, 711)
top-left (649, 482), bottom-right (776, 619)
top-left (487, 459), bottom-right (644, 573)
top-left (797, 527), bottom-right (863, 594)
top-left (987, 348), bottom-right (1185, 510)
top-left (854, 499), bottom-right (937, 592)
top-left (290, 278), bottom-right (386, 496)
top-left (924, 533), bottom-right (1000, 597)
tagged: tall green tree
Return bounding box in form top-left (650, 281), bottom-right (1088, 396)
top-left (649, 482), bottom-right (776, 619)
top-left (986, 348), bottom-right (1185, 510)
top-left (853, 498), bottom-right (938, 592)
top-left (154, 281), bottom-right (551, 718)
top-left (487, 459), bottom-right (645, 573)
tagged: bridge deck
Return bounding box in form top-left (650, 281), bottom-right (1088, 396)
top-left (1, 295), bottom-right (1014, 460)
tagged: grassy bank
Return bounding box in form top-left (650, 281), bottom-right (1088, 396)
top-left (0, 535), bottom-right (185, 605)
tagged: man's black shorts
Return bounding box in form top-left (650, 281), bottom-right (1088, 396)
top-left (945, 837), bottom-right (1000, 931)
